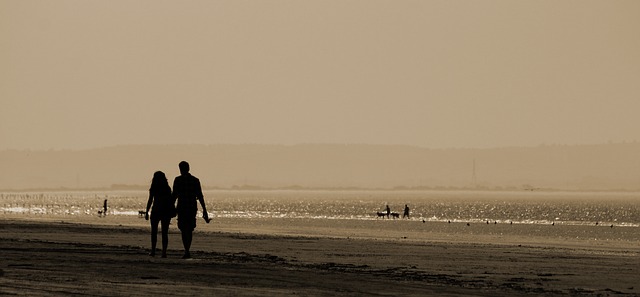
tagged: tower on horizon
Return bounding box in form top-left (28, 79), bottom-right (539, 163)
top-left (472, 159), bottom-right (477, 186)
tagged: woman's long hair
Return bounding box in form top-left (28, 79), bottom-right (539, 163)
top-left (150, 171), bottom-right (171, 195)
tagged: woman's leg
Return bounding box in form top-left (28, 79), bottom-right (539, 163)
top-left (160, 217), bottom-right (170, 257)
top-left (150, 216), bottom-right (159, 256)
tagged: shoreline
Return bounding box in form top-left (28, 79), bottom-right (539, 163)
top-left (1, 218), bottom-right (639, 296)
top-left (5, 214), bottom-right (640, 251)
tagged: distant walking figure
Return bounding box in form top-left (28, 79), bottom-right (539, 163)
top-left (403, 204), bottom-right (410, 219)
top-left (172, 161), bottom-right (210, 259)
top-left (145, 171), bottom-right (174, 258)
top-left (103, 199), bottom-right (108, 216)
top-left (385, 204), bottom-right (391, 219)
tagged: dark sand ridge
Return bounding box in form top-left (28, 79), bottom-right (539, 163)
top-left (1, 219), bottom-right (639, 296)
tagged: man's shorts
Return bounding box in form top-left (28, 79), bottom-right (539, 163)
top-left (177, 211), bottom-right (196, 231)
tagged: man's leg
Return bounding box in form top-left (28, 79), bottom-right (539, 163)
top-left (181, 230), bottom-right (192, 258)
top-left (177, 214), bottom-right (195, 259)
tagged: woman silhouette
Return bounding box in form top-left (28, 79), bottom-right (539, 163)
top-left (145, 171), bottom-right (175, 257)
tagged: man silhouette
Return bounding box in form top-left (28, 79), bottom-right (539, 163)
top-left (172, 161), bottom-right (210, 259)
top-left (403, 204), bottom-right (410, 219)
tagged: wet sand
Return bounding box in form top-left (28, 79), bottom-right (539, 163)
top-left (1, 218), bottom-right (639, 296)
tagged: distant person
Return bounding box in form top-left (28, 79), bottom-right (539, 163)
top-left (403, 204), bottom-right (410, 219)
top-left (172, 161), bottom-right (210, 259)
top-left (103, 199), bottom-right (108, 216)
top-left (145, 171), bottom-right (175, 258)
top-left (385, 204), bottom-right (391, 219)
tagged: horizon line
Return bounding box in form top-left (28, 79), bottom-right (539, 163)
top-left (2, 140), bottom-right (640, 152)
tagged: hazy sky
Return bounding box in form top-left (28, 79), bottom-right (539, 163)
top-left (2, 1), bottom-right (639, 150)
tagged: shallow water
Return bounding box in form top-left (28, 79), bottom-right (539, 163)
top-left (2, 190), bottom-right (639, 227)
top-left (2, 190), bottom-right (640, 248)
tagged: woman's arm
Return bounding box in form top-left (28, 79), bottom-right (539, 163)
top-left (145, 191), bottom-right (153, 220)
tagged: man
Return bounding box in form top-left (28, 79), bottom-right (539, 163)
top-left (403, 204), bottom-right (410, 219)
top-left (172, 161), bottom-right (210, 259)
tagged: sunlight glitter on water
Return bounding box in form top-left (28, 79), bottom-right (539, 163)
top-left (1, 190), bottom-right (639, 227)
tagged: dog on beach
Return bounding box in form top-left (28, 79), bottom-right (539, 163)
top-left (138, 210), bottom-right (146, 217)
top-left (375, 212), bottom-right (400, 219)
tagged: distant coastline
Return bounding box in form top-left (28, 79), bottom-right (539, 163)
top-left (2, 184), bottom-right (639, 193)
top-left (2, 143), bottom-right (640, 191)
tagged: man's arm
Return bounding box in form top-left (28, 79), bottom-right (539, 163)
top-left (196, 179), bottom-right (210, 223)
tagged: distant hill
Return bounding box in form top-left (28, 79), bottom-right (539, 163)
top-left (1, 143), bottom-right (640, 191)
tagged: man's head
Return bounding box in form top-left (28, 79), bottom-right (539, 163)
top-left (179, 161), bottom-right (190, 175)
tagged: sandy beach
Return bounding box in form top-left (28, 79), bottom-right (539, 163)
top-left (1, 216), bottom-right (638, 296)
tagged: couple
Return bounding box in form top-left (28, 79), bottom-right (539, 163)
top-left (145, 161), bottom-right (210, 259)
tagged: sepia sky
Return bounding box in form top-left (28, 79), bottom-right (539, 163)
top-left (1, 0), bottom-right (639, 150)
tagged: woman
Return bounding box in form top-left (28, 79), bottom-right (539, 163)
top-left (145, 171), bottom-right (175, 258)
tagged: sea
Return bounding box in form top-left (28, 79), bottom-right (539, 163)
top-left (2, 190), bottom-right (639, 227)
